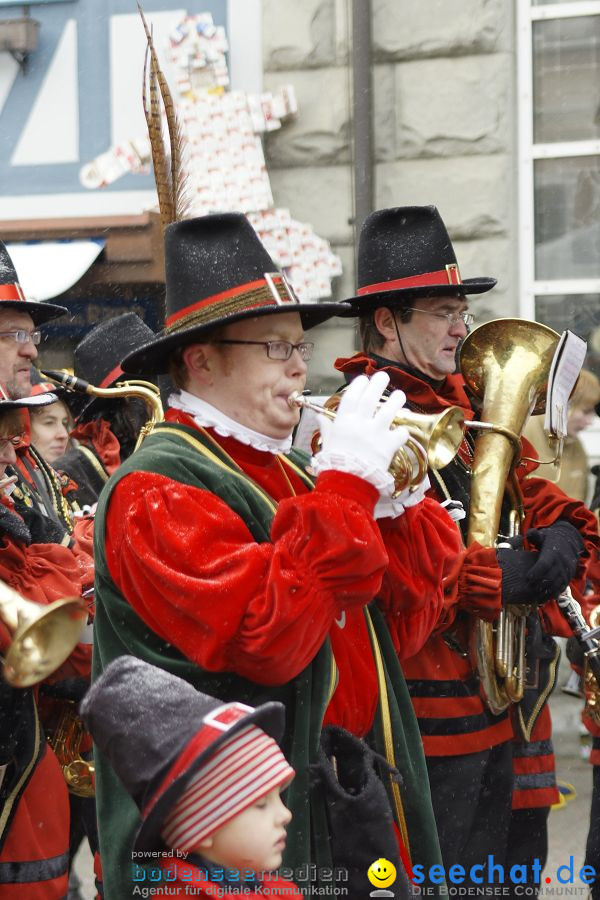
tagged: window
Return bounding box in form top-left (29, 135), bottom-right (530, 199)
top-left (518, 1), bottom-right (600, 376)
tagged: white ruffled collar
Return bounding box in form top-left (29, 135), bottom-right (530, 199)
top-left (168, 390), bottom-right (293, 454)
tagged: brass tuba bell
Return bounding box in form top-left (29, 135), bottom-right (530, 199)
top-left (288, 390), bottom-right (466, 494)
top-left (0, 580), bottom-right (87, 688)
top-left (460, 318), bottom-right (561, 714)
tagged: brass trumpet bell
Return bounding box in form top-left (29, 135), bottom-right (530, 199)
top-left (405, 406), bottom-right (466, 470)
top-left (0, 581), bottom-right (87, 688)
top-left (288, 391), bottom-right (466, 493)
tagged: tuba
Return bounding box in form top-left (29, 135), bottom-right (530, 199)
top-left (460, 318), bottom-right (560, 714)
top-left (0, 580), bottom-right (87, 688)
top-left (288, 391), bottom-right (466, 495)
top-left (40, 369), bottom-right (164, 451)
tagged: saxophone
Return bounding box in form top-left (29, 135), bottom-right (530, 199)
top-left (40, 369), bottom-right (164, 451)
top-left (49, 700), bottom-right (95, 797)
top-left (579, 604), bottom-right (600, 726)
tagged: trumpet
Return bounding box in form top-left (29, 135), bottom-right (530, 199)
top-left (0, 580), bottom-right (87, 688)
top-left (288, 391), bottom-right (466, 494)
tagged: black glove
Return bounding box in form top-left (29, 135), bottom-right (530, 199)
top-left (566, 635), bottom-right (585, 668)
top-left (497, 547), bottom-right (540, 605)
top-left (0, 502), bottom-right (31, 546)
top-left (525, 520), bottom-right (584, 600)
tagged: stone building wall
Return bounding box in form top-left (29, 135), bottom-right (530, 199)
top-left (262, 0), bottom-right (518, 392)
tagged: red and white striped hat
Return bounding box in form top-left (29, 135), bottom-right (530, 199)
top-left (160, 723), bottom-right (294, 851)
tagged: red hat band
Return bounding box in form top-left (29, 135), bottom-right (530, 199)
top-left (358, 263), bottom-right (462, 297)
top-left (0, 283), bottom-right (26, 301)
top-left (165, 273), bottom-right (299, 335)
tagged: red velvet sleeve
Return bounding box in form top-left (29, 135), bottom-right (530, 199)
top-left (376, 498), bottom-right (466, 658)
top-left (421, 489), bottom-right (504, 627)
top-left (70, 516), bottom-right (95, 590)
top-left (104, 470), bottom-right (389, 685)
top-left (521, 477), bottom-right (599, 575)
top-left (519, 476), bottom-right (599, 636)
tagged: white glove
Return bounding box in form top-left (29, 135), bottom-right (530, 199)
top-left (311, 371), bottom-right (410, 491)
top-left (374, 474), bottom-right (431, 519)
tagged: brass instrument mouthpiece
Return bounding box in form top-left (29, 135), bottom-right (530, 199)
top-left (40, 370), bottom-right (95, 396)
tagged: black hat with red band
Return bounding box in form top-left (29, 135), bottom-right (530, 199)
top-left (339, 205), bottom-right (497, 316)
top-left (122, 213), bottom-right (347, 375)
top-left (0, 240), bottom-right (67, 325)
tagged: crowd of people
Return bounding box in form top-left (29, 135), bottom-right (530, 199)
top-left (0, 203), bottom-right (599, 900)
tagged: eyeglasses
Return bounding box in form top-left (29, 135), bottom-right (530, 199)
top-left (0, 330), bottom-right (42, 345)
top-left (402, 308), bottom-right (474, 328)
top-left (212, 340), bottom-right (314, 361)
top-left (0, 433), bottom-right (24, 450)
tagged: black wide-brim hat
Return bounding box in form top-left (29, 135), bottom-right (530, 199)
top-left (0, 388), bottom-right (58, 412)
top-left (340, 205), bottom-right (497, 315)
top-left (122, 214), bottom-right (347, 375)
top-left (72, 313), bottom-right (157, 419)
top-left (80, 656), bottom-right (286, 853)
top-left (0, 240), bottom-right (67, 325)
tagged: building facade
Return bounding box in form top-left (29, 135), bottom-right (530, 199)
top-left (1, 0), bottom-right (599, 459)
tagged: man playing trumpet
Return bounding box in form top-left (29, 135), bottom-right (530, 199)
top-left (334, 205), bottom-right (599, 887)
top-left (91, 211), bottom-right (465, 897)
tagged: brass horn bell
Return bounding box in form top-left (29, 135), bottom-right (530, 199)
top-left (460, 317), bottom-right (561, 715)
top-left (288, 391), bottom-right (466, 494)
top-left (0, 580), bottom-right (87, 688)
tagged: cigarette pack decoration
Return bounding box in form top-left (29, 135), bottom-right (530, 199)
top-left (80, 11), bottom-right (342, 302)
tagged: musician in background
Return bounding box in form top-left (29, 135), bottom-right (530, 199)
top-left (524, 368), bottom-right (600, 503)
top-left (0, 241), bottom-right (77, 544)
top-left (0, 241), bottom-right (98, 899)
top-left (91, 212), bottom-right (463, 898)
top-left (334, 205), bottom-right (599, 886)
top-left (0, 390), bottom-right (89, 899)
top-left (51, 313), bottom-right (156, 509)
top-left (504, 369), bottom-right (600, 895)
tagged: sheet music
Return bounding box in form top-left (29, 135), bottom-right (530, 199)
top-left (544, 330), bottom-right (587, 438)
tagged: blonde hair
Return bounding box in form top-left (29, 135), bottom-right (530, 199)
top-left (571, 369), bottom-right (600, 411)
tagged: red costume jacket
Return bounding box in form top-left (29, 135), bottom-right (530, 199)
top-left (335, 354), bottom-right (599, 757)
top-left (0, 495), bottom-right (89, 899)
top-left (103, 408), bottom-right (460, 739)
top-left (70, 418), bottom-right (122, 477)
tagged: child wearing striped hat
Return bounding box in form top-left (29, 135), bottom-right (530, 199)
top-left (81, 656), bottom-right (302, 897)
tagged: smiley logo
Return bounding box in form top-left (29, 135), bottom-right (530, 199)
top-left (368, 858), bottom-right (397, 889)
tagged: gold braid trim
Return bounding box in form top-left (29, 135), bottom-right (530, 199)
top-left (165, 283), bottom-right (293, 334)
